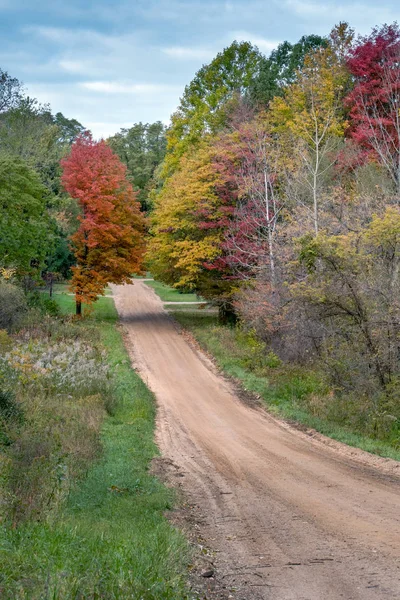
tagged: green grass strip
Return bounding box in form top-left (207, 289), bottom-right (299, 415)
top-left (144, 280), bottom-right (200, 303)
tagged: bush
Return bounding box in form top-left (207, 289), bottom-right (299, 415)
top-left (0, 282), bottom-right (27, 331)
top-left (26, 291), bottom-right (60, 316)
top-left (0, 390), bottom-right (22, 422)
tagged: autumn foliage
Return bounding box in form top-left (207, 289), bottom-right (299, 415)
top-left (61, 134), bottom-right (145, 313)
top-left (345, 24), bottom-right (400, 193)
top-left (148, 23), bottom-right (400, 426)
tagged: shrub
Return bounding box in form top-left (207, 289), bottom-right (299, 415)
top-left (0, 390), bottom-right (22, 422)
top-left (26, 292), bottom-right (60, 316)
top-left (0, 282), bottom-right (27, 331)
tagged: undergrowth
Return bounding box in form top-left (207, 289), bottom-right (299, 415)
top-left (171, 310), bottom-right (400, 461)
top-left (0, 294), bottom-right (190, 599)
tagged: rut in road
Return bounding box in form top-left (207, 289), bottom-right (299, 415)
top-left (112, 281), bottom-right (400, 600)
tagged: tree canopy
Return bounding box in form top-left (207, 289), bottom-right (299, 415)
top-left (107, 121), bottom-right (166, 211)
top-left (0, 153), bottom-right (54, 272)
top-left (61, 134), bottom-right (146, 314)
top-left (249, 34), bottom-right (327, 107)
top-left (162, 41), bottom-right (263, 177)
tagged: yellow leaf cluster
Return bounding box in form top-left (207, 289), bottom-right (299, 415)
top-left (147, 144), bottom-right (224, 290)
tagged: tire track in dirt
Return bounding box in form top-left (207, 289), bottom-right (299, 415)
top-left (112, 281), bottom-right (400, 600)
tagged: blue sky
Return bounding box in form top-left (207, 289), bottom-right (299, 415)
top-left (1, 0), bottom-right (398, 138)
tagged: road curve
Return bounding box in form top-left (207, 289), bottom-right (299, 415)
top-left (112, 281), bottom-right (400, 600)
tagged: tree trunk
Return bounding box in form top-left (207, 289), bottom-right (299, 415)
top-left (76, 298), bottom-right (82, 316)
top-left (264, 169), bottom-right (276, 286)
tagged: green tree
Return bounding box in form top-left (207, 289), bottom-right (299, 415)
top-left (249, 34), bottom-right (327, 107)
top-left (0, 68), bottom-right (22, 113)
top-left (108, 121), bottom-right (166, 211)
top-left (0, 97), bottom-right (63, 194)
top-left (162, 41), bottom-right (263, 177)
top-left (53, 112), bottom-right (85, 144)
top-left (0, 154), bottom-right (54, 272)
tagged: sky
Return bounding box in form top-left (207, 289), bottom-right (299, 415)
top-left (0, 0), bottom-right (399, 139)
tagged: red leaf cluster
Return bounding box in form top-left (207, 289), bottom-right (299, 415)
top-left (61, 133), bottom-right (145, 306)
top-left (345, 24), bottom-right (400, 178)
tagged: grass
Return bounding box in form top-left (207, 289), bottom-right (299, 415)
top-left (46, 282), bottom-right (113, 296)
top-left (0, 295), bottom-right (190, 599)
top-left (145, 280), bottom-right (201, 303)
top-left (164, 304), bottom-right (215, 312)
top-left (170, 309), bottom-right (400, 462)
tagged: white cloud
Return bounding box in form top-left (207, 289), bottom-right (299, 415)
top-left (162, 46), bottom-right (215, 60)
top-left (59, 60), bottom-right (91, 74)
top-left (84, 121), bottom-right (134, 140)
top-left (229, 31), bottom-right (280, 53)
top-left (80, 81), bottom-right (181, 94)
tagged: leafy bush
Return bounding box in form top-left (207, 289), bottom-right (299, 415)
top-left (0, 281), bottom-right (27, 331)
top-left (27, 291), bottom-right (60, 316)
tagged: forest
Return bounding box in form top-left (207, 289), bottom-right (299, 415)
top-left (0, 18), bottom-right (399, 598)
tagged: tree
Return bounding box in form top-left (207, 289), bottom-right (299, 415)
top-left (107, 121), bottom-right (166, 211)
top-left (53, 112), bottom-right (85, 144)
top-left (0, 97), bottom-right (65, 195)
top-left (0, 68), bottom-right (22, 113)
top-left (296, 207), bottom-right (400, 397)
top-left (345, 23), bottom-right (400, 196)
top-left (270, 24), bottom-right (352, 235)
top-left (214, 117), bottom-right (282, 286)
top-left (61, 134), bottom-right (146, 315)
top-left (162, 41), bottom-right (263, 177)
top-left (147, 141), bottom-right (239, 313)
top-left (249, 34), bottom-right (327, 107)
top-left (0, 153), bottom-right (54, 272)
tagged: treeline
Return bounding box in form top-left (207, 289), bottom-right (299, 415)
top-left (0, 68), bottom-right (167, 285)
top-left (148, 23), bottom-right (400, 439)
top-left (0, 70), bottom-right (85, 280)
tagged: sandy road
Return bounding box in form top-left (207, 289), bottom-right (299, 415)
top-left (112, 281), bottom-right (400, 600)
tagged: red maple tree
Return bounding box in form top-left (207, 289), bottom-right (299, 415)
top-left (61, 133), bottom-right (145, 314)
top-left (345, 24), bottom-right (400, 195)
top-left (204, 120), bottom-right (280, 286)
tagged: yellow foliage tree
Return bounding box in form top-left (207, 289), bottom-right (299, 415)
top-left (147, 142), bottom-right (236, 305)
top-left (270, 23), bottom-right (353, 235)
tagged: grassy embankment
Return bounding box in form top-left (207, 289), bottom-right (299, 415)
top-left (146, 280), bottom-right (400, 461)
top-left (0, 288), bottom-right (190, 599)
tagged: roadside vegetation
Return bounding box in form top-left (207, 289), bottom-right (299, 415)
top-left (169, 307), bottom-right (400, 461)
top-left (0, 288), bottom-right (190, 599)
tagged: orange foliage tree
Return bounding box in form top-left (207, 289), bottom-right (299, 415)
top-left (61, 133), bottom-right (145, 314)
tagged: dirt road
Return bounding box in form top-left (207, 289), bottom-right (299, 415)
top-left (112, 281), bottom-right (400, 600)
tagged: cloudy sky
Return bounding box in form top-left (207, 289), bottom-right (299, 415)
top-left (1, 0), bottom-right (398, 138)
